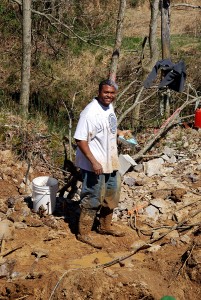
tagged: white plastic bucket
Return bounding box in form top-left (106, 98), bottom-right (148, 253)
top-left (32, 176), bottom-right (58, 214)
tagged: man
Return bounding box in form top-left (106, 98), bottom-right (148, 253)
top-left (74, 79), bottom-right (126, 249)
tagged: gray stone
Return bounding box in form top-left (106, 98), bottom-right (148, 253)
top-left (150, 198), bottom-right (173, 214)
top-left (144, 205), bottom-right (159, 220)
top-left (163, 146), bottom-right (175, 157)
top-left (14, 222), bottom-right (27, 229)
top-left (119, 154), bottom-right (137, 176)
top-left (133, 164), bottom-right (143, 172)
top-left (123, 177), bottom-right (136, 187)
top-left (143, 158), bottom-right (164, 177)
top-left (0, 220), bottom-right (15, 241)
top-left (146, 245), bottom-right (161, 252)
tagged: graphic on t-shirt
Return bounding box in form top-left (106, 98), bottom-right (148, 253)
top-left (108, 113), bottom-right (117, 134)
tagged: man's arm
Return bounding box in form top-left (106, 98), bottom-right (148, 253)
top-left (75, 140), bottom-right (103, 175)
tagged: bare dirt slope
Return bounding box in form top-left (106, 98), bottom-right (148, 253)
top-left (0, 120), bottom-right (201, 300)
top-left (0, 150), bottom-right (200, 300)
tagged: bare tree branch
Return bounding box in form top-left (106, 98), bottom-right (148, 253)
top-left (117, 87), bottom-right (158, 125)
top-left (172, 3), bottom-right (201, 9)
top-left (11, 0), bottom-right (112, 51)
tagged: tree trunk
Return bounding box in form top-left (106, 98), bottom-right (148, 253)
top-left (109, 0), bottom-right (126, 82)
top-left (149, 0), bottom-right (160, 66)
top-left (20, 0), bottom-right (32, 116)
top-left (161, 0), bottom-right (171, 59)
top-left (160, 0), bottom-right (171, 117)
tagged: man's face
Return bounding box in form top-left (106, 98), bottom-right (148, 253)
top-left (98, 85), bottom-right (116, 107)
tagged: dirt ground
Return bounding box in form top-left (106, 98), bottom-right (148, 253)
top-left (0, 147), bottom-right (201, 300)
top-left (124, 1), bottom-right (201, 37)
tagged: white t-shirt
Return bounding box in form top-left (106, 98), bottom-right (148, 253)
top-left (74, 98), bottom-right (120, 173)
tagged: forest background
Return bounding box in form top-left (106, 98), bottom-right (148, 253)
top-left (0, 0), bottom-right (201, 165)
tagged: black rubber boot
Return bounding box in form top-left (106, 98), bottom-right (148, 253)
top-left (98, 206), bottom-right (125, 237)
top-left (77, 208), bottom-right (102, 249)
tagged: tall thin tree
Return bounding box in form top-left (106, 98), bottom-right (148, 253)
top-left (109, 0), bottom-right (126, 83)
top-left (20, 0), bottom-right (32, 115)
top-left (160, 0), bottom-right (171, 117)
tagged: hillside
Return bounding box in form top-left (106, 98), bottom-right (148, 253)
top-left (0, 114), bottom-right (201, 300)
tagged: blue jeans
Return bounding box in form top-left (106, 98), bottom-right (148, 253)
top-left (80, 170), bottom-right (121, 210)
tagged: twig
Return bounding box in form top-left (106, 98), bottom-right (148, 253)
top-left (39, 151), bottom-right (70, 176)
top-left (15, 295), bottom-right (29, 300)
top-left (95, 242), bottom-right (151, 268)
top-left (141, 153), bottom-right (163, 158)
top-left (175, 198), bottom-right (201, 211)
top-left (1, 244), bottom-right (23, 257)
top-left (172, 4), bottom-right (201, 9)
top-left (49, 270), bottom-right (68, 300)
top-left (169, 243), bottom-right (196, 287)
top-left (0, 238), bottom-right (5, 256)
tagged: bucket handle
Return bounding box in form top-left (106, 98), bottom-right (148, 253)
top-left (33, 191), bottom-right (50, 210)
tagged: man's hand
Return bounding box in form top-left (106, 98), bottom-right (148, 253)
top-left (117, 129), bottom-right (132, 137)
top-left (76, 139), bottom-right (103, 175)
top-left (91, 161), bottom-right (103, 175)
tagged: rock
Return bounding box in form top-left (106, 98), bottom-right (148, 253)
top-left (119, 154), bottom-right (137, 176)
top-left (161, 154), bottom-right (170, 162)
top-left (130, 240), bottom-right (150, 250)
top-left (41, 215), bottom-right (58, 229)
top-left (133, 164), bottom-right (143, 172)
top-left (0, 219), bottom-right (15, 241)
top-left (152, 189), bottom-right (171, 199)
top-left (6, 197), bottom-right (16, 208)
top-left (146, 245), bottom-right (161, 252)
top-left (0, 212), bottom-right (7, 221)
top-left (31, 248), bottom-right (49, 259)
top-left (144, 205), bottom-right (159, 220)
top-left (143, 158), bottom-right (164, 177)
top-left (104, 268), bottom-right (118, 278)
top-left (24, 216), bottom-right (43, 227)
top-left (14, 222), bottom-right (28, 229)
top-left (0, 201), bottom-right (8, 214)
top-left (163, 146), bottom-right (175, 157)
top-left (162, 177), bottom-right (186, 189)
top-left (158, 230), bottom-right (180, 245)
top-left (0, 150), bottom-right (13, 160)
top-left (150, 198), bottom-right (173, 214)
top-left (25, 272), bottom-right (43, 279)
top-left (123, 177), bottom-right (136, 187)
top-left (180, 234), bottom-right (191, 244)
top-left (7, 212), bottom-right (25, 223)
top-left (14, 199), bottom-right (26, 211)
top-left (0, 259), bottom-right (16, 279)
top-left (173, 208), bottom-right (190, 223)
top-left (168, 156), bottom-right (177, 163)
top-left (170, 188), bottom-right (186, 202)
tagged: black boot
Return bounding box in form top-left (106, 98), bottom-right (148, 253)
top-left (77, 208), bottom-right (102, 249)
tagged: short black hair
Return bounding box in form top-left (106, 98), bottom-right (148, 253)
top-left (99, 79), bottom-right (118, 92)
